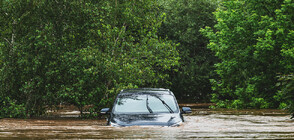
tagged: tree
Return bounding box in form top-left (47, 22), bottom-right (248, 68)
top-left (201, 0), bottom-right (294, 109)
top-left (0, 0), bottom-right (179, 118)
top-left (159, 0), bottom-right (218, 101)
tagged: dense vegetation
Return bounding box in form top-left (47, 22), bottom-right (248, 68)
top-left (0, 0), bottom-right (293, 118)
top-left (159, 0), bottom-right (218, 101)
top-left (0, 0), bottom-right (180, 118)
top-left (201, 0), bottom-right (294, 110)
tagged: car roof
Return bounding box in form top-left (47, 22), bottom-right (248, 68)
top-left (119, 88), bottom-right (173, 95)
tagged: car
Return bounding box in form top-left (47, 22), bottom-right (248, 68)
top-left (100, 88), bottom-right (192, 127)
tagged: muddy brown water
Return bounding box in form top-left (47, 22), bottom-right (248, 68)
top-left (1, 104), bottom-right (294, 139)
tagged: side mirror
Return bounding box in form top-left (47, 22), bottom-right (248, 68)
top-left (181, 107), bottom-right (192, 114)
top-left (100, 108), bottom-right (110, 115)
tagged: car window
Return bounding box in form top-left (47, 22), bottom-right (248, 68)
top-left (113, 94), bottom-right (179, 113)
top-left (148, 95), bottom-right (177, 113)
top-left (115, 95), bottom-right (148, 113)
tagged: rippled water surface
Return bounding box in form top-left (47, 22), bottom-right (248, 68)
top-left (1, 105), bottom-right (294, 139)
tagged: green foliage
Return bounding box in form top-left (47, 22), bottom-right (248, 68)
top-left (0, 0), bottom-right (179, 118)
top-left (159, 0), bottom-right (218, 101)
top-left (0, 97), bottom-right (26, 118)
top-left (201, 0), bottom-right (294, 109)
top-left (276, 74), bottom-right (294, 113)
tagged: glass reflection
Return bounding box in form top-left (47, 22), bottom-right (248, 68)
top-left (114, 93), bottom-right (178, 113)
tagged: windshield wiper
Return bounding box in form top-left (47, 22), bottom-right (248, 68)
top-left (146, 95), bottom-right (153, 113)
top-left (153, 95), bottom-right (174, 113)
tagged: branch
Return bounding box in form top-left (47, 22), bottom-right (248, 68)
top-left (113, 23), bottom-right (126, 47)
top-left (3, 38), bottom-right (12, 46)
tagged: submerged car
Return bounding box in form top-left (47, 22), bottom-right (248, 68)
top-left (100, 88), bottom-right (192, 127)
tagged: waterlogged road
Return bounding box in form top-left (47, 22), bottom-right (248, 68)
top-left (0, 107), bottom-right (294, 139)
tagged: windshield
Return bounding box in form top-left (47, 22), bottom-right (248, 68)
top-left (113, 93), bottom-right (179, 114)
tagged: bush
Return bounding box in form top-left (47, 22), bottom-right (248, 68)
top-left (0, 97), bottom-right (25, 118)
top-left (276, 74), bottom-right (294, 113)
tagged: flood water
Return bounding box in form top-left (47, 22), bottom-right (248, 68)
top-left (1, 104), bottom-right (294, 139)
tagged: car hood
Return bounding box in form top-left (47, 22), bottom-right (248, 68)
top-left (110, 113), bottom-right (183, 127)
